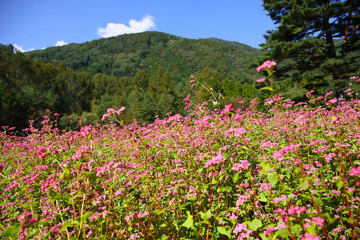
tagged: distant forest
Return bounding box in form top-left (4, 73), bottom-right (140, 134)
top-left (1, 32), bottom-right (264, 131)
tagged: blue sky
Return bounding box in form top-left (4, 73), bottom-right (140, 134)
top-left (0, 0), bottom-right (276, 52)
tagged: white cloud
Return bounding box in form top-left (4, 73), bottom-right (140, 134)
top-left (97, 15), bottom-right (156, 38)
top-left (55, 40), bottom-right (68, 47)
top-left (13, 44), bottom-right (34, 53)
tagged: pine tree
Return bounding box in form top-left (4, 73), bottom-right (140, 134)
top-left (261, 0), bottom-right (360, 96)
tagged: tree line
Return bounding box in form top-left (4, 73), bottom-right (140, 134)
top-left (0, 44), bottom-right (260, 131)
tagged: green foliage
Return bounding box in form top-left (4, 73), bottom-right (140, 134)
top-left (0, 32), bottom-right (265, 129)
top-left (26, 32), bottom-right (262, 82)
top-left (261, 0), bottom-right (360, 96)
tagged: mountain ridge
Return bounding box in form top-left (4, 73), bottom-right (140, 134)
top-left (25, 31), bottom-right (263, 83)
top-left (0, 31), bottom-right (265, 130)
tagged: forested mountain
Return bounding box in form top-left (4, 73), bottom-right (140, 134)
top-left (26, 31), bottom-right (261, 82)
top-left (1, 32), bottom-right (264, 131)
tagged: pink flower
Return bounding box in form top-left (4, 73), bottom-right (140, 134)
top-left (89, 212), bottom-right (102, 221)
top-left (232, 160), bottom-right (251, 172)
top-left (349, 166), bottom-right (360, 176)
top-left (288, 205), bottom-right (306, 215)
top-left (257, 60), bottom-right (277, 72)
top-left (221, 104), bottom-right (233, 116)
top-left (234, 127), bottom-right (246, 137)
top-left (236, 194), bottom-right (250, 206)
top-left (114, 189), bottom-right (123, 197)
top-left (36, 146), bottom-right (47, 160)
top-left (264, 226), bottom-right (276, 236)
top-left (233, 223), bottom-right (247, 233)
top-left (184, 95), bottom-right (191, 109)
top-left (301, 233), bottom-right (320, 240)
top-left (256, 77), bottom-right (266, 83)
top-left (259, 183), bottom-right (272, 192)
top-left (329, 98), bottom-right (337, 104)
top-left (205, 153), bottom-right (224, 168)
top-left (101, 107), bottom-right (126, 121)
top-left (306, 90), bottom-right (315, 98)
top-left (332, 227), bottom-right (344, 233)
top-left (312, 217), bottom-right (324, 226)
top-left (273, 195), bottom-right (287, 204)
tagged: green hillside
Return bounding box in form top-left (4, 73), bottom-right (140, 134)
top-left (26, 31), bottom-right (262, 83)
top-left (1, 32), bottom-right (266, 131)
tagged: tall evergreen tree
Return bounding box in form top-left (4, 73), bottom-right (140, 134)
top-left (261, 0), bottom-right (360, 95)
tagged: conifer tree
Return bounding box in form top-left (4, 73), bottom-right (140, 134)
top-left (261, 0), bottom-right (360, 95)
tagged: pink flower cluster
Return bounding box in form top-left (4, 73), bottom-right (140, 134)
top-left (301, 233), bottom-right (321, 240)
top-left (312, 216), bottom-right (324, 226)
top-left (257, 60), bottom-right (277, 72)
top-left (306, 90), bottom-right (315, 98)
top-left (256, 77), bottom-right (266, 83)
top-left (233, 223), bottom-right (253, 238)
top-left (101, 107), bottom-right (126, 121)
top-left (221, 104), bottom-right (234, 116)
top-left (273, 195), bottom-right (287, 204)
top-left (350, 76), bottom-right (360, 82)
top-left (184, 95), bottom-right (191, 109)
top-left (349, 166), bottom-right (360, 176)
top-left (233, 223), bottom-right (247, 233)
top-left (204, 153), bottom-right (223, 168)
top-left (288, 205), bottom-right (307, 215)
top-left (264, 226), bottom-right (276, 236)
top-left (232, 160), bottom-right (251, 172)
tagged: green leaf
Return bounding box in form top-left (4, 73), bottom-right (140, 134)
top-left (81, 172), bottom-right (97, 182)
top-left (260, 87), bottom-right (275, 92)
top-left (249, 218), bottom-right (262, 231)
top-left (306, 224), bottom-right (317, 235)
top-left (60, 221), bottom-right (79, 232)
top-left (60, 222), bottom-right (71, 232)
top-left (59, 168), bottom-right (70, 179)
top-left (261, 162), bottom-right (271, 175)
top-left (258, 195), bottom-right (268, 202)
top-left (48, 188), bottom-right (61, 203)
top-left (74, 159), bottom-right (82, 169)
top-left (217, 226), bottom-right (232, 238)
top-left (290, 225), bottom-right (300, 235)
top-left (299, 179), bottom-right (310, 191)
top-left (211, 178), bottom-right (218, 184)
top-left (337, 180), bottom-right (344, 191)
top-left (163, 176), bottom-right (172, 183)
top-left (81, 211), bottom-right (93, 221)
top-left (181, 211), bottom-right (194, 229)
top-left (200, 210), bottom-right (212, 221)
top-left (233, 172), bottom-right (239, 183)
top-left (154, 206), bottom-right (170, 215)
top-left (322, 212), bottom-right (334, 224)
top-left (347, 217), bottom-right (356, 224)
top-left (278, 229), bottom-right (289, 238)
top-left (72, 190), bottom-right (84, 200)
top-left (268, 172), bottom-right (278, 187)
top-left (4, 224), bottom-right (22, 238)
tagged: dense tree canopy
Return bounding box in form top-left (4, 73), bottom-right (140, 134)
top-left (1, 32), bottom-right (264, 132)
top-left (261, 0), bottom-right (360, 97)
